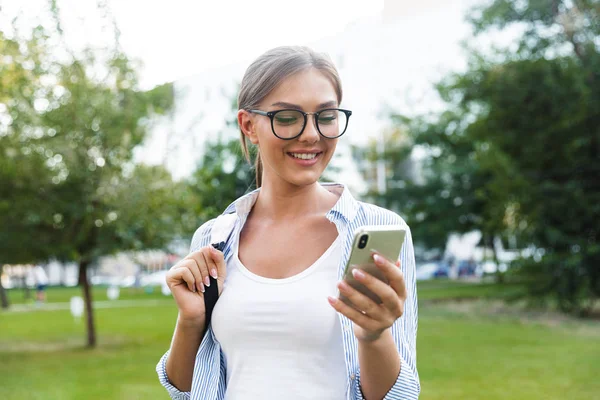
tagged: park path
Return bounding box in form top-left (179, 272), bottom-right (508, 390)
top-left (1, 299), bottom-right (172, 314)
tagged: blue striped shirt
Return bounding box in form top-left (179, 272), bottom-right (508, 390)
top-left (157, 183), bottom-right (420, 399)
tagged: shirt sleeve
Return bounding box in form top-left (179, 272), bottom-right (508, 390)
top-left (353, 225), bottom-right (421, 399)
top-left (155, 219), bottom-right (216, 399)
top-left (385, 226), bottom-right (421, 399)
top-left (156, 350), bottom-right (191, 400)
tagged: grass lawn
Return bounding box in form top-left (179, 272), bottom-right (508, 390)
top-left (1, 283), bottom-right (598, 399)
top-left (5, 285), bottom-right (167, 305)
top-left (0, 301), bottom-right (176, 400)
top-left (417, 279), bottom-right (524, 301)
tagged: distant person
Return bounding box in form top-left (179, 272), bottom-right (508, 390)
top-left (33, 264), bottom-right (49, 303)
top-left (157, 46), bottom-right (420, 399)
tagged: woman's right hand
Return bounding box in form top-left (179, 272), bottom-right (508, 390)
top-left (165, 245), bottom-right (227, 328)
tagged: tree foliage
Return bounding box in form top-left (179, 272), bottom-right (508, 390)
top-left (362, 0), bottom-right (599, 314)
top-left (0, 4), bottom-right (185, 343)
top-left (190, 137), bottom-right (256, 223)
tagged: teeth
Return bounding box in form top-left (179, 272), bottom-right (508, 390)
top-left (291, 153), bottom-right (317, 160)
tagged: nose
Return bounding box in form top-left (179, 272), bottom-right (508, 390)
top-left (298, 114), bottom-right (320, 143)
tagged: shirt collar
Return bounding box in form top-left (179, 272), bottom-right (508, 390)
top-left (221, 182), bottom-right (359, 223)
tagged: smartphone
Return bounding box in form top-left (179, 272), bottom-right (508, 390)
top-left (339, 225), bottom-right (406, 306)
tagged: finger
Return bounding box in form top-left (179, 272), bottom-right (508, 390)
top-left (175, 266), bottom-right (198, 293)
top-left (181, 257), bottom-right (205, 293)
top-left (337, 280), bottom-right (382, 318)
top-left (328, 296), bottom-right (378, 332)
top-left (373, 254), bottom-right (407, 300)
top-left (209, 245), bottom-right (226, 279)
top-left (350, 267), bottom-right (399, 310)
top-left (199, 251), bottom-right (213, 288)
top-left (204, 248), bottom-right (219, 279)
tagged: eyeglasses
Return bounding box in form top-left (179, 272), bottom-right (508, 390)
top-left (248, 108), bottom-right (352, 140)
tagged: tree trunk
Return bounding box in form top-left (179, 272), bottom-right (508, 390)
top-left (0, 265), bottom-right (9, 309)
top-left (79, 260), bottom-right (96, 348)
top-left (491, 235), bottom-right (504, 284)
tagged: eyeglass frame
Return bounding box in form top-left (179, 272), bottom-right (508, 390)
top-left (247, 108), bottom-right (353, 140)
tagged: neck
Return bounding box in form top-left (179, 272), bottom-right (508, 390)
top-left (253, 180), bottom-right (338, 221)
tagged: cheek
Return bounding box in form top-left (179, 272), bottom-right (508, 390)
top-left (251, 120), bottom-right (270, 145)
top-left (256, 130), bottom-right (286, 159)
top-left (324, 140), bottom-right (338, 156)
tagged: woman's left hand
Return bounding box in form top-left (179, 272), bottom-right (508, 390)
top-left (328, 253), bottom-right (407, 342)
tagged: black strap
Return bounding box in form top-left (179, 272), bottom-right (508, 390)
top-left (204, 241), bottom-right (226, 329)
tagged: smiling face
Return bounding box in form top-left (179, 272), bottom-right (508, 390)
top-left (238, 68), bottom-right (341, 189)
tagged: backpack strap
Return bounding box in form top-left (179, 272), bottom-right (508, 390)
top-left (204, 212), bottom-right (238, 328)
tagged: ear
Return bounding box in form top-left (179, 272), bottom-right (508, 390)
top-left (238, 110), bottom-right (259, 145)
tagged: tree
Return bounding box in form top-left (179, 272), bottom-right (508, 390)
top-left (459, 0), bottom-right (599, 314)
top-left (369, 0), bottom-right (599, 313)
top-left (190, 137), bottom-right (256, 223)
top-left (0, 4), bottom-right (185, 345)
top-left (0, 265), bottom-right (8, 309)
top-left (353, 113), bottom-right (508, 264)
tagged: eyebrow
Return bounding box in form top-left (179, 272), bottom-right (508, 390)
top-left (270, 101), bottom-right (338, 110)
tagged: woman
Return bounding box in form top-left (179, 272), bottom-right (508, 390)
top-left (157, 46), bottom-right (420, 400)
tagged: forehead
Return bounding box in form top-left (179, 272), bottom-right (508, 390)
top-left (262, 68), bottom-right (338, 109)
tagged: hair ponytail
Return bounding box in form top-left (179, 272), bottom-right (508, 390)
top-left (240, 137), bottom-right (262, 188)
top-left (254, 151), bottom-right (263, 188)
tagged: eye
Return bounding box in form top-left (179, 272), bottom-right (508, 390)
top-left (318, 110), bottom-right (338, 125)
top-left (274, 111), bottom-right (301, 125)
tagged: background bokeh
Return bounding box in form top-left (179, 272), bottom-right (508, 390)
top-left (1, 0), bottom-right (599, 399)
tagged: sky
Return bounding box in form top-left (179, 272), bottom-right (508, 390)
top-left (109, 0), bottom-right (388, 89)
top-left (0, 0), bottom-right (479, 88)
top-left (1, 0), bottom-right (391, 88)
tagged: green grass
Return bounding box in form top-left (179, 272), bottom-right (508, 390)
top-left (6, 285), bottom-right (166, 305)
top-left (1, 284), bottom-right (598, 399)
top-left (418, 304), bottom-right (600, 399)
top-left (417, 279), bottom-right (524, 301)
top-left (0, 303), bottom-right (177, 400)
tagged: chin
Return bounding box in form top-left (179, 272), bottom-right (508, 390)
top-left (282, 170), bottom-right (324, 187)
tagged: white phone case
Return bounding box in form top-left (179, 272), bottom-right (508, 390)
top-left (339, 225), bottom-right (406, 305)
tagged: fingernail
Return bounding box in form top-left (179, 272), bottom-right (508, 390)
top-left (204, 276), bottom-right (211, 287)
top-left (352, 269), bottom-right (365, 279)
top-left (373, 254), bottom-right (384, 264)
top-left (338, 281), bottom-right (349, 291)
top-left (327, 296), bottom-right (338, 305)
top-left (199, 283), bottom-right (205, 293)
top-left (210, 269), bottom-right (218, 279)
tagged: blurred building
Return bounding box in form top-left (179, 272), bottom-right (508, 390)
top-left (0, 250), bottom-right (182, 289)
top-left (1, 263), bottom-right (78, 289)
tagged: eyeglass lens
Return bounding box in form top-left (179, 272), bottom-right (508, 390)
top-left (272, 109), bottom-right (348, 139)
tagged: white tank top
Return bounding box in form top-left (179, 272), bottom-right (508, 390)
top-left (212, 235), bottom-right (347, 400)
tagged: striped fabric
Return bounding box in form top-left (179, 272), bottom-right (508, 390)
top-left (157, 183), bottom-right (420, 399)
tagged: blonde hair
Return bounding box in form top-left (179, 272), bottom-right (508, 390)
top-left (238, 46), bottom-right (343, 187)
